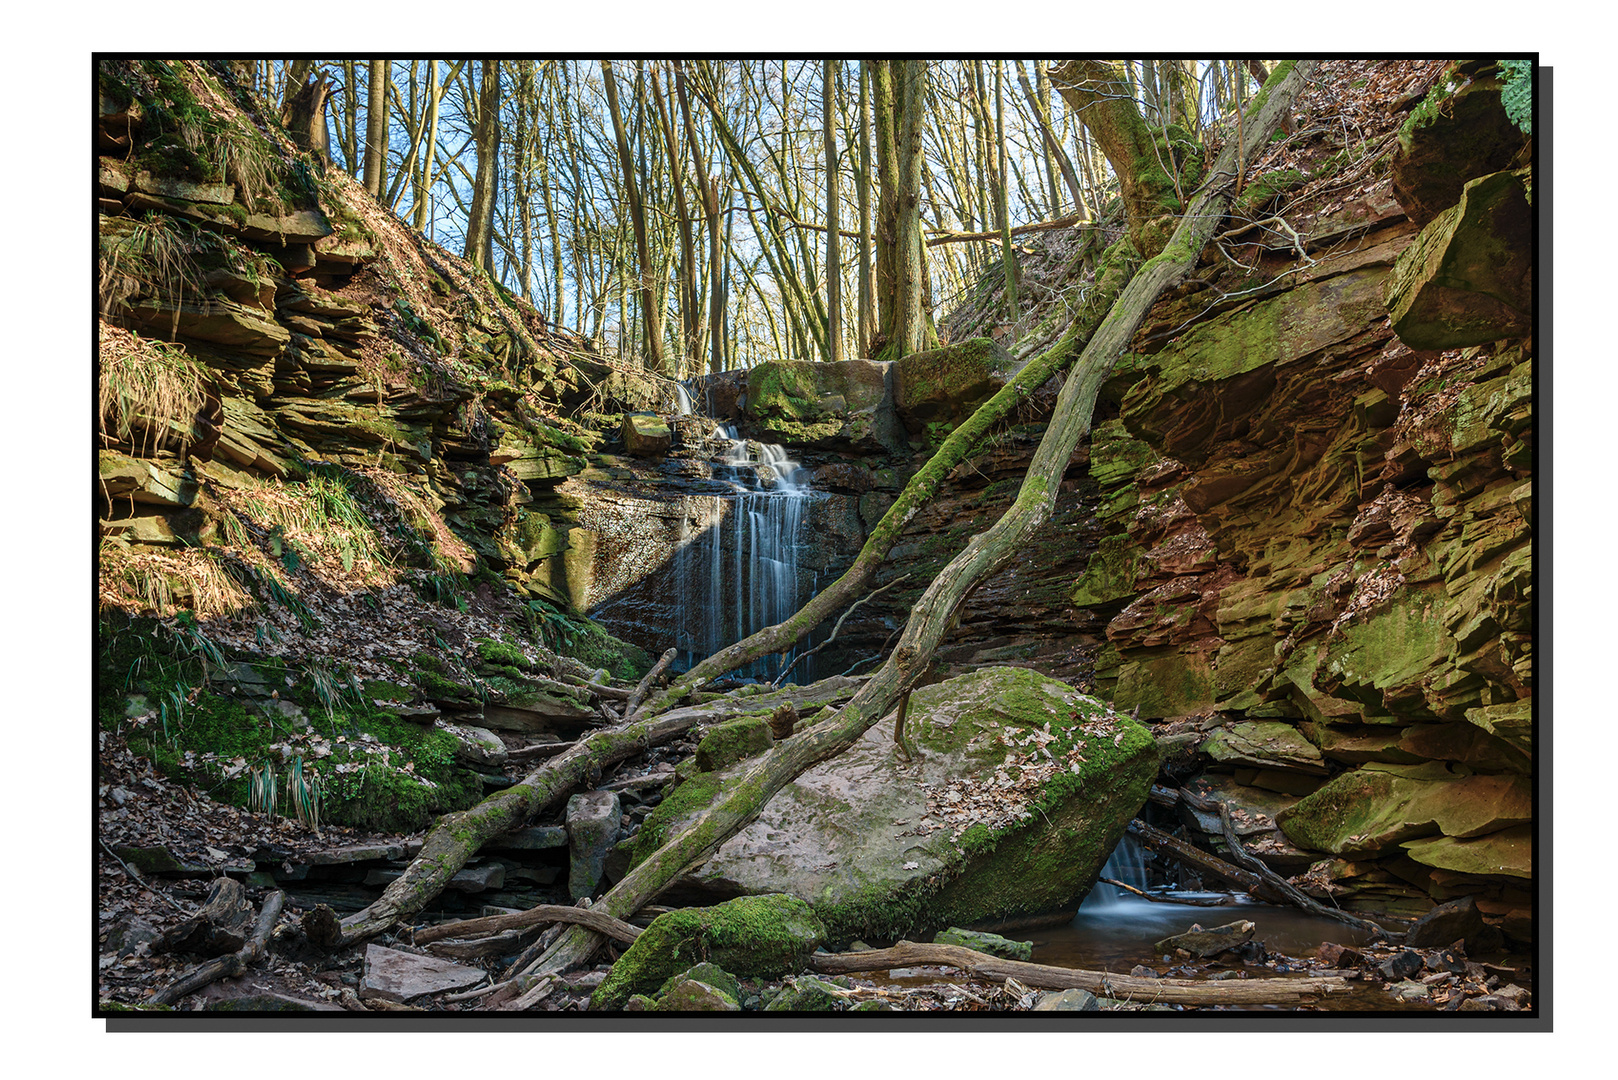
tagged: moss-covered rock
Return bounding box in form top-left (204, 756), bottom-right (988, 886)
top-left (932, 926), bottom-right (1033, 961)
top-left (633, 667), bottom-right (1157, 944)
top-left (892, 337), bottom-right (1015, 442)
top-left (745, 359), bottom-right (903, 453)
top-left (694, 714), bottom-right (773, 772)
top-left (590, 894), bottom-right (826, 1010)
top-left (1275, 762), bottom-right (1531, 857)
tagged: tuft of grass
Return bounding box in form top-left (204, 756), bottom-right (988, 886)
top-left (99, 325), bottom-right (210, 456)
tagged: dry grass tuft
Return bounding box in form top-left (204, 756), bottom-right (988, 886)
top-left (99, 323), bottom-right (210, 456)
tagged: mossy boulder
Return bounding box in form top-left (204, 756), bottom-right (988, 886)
top-left (932, 927), bottom-right (1032, 961)
top-left (634, 667), bottom-right (1157, 944)
top-left (590, 894), bottom-right (826, 1010)
top-left (892, 337), bottom-right (1015, 441)
top-left (621, 413), bottom-right (672, 458)
top-left (694, 714), bottom-right (774, 772)
top-left (1275, 761), bottom-right (1531, 858)
top-left (745, 359), bottom-right (903, 453)
top-left (762, 977), bottom-right (844, 1011)
top-left (1391, 62), bottom-right (1528, 228)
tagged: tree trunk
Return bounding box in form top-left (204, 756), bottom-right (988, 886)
top-left (823, 59), bottom-right (843, 363)
top-left (363, 59), bottom-right (387, 199)
top-left (413, 60), bottom-right (441, 233)
top-left (602, 59), bottom-right (665, 371)
top-left (993, 60), bottom-right (1018, 324)
top-left (281, 72), bottom-right (332, 164)
top-left (464, 60), bottom-right (502, 272)
top-left (651, 64), bottom-right (700, 371)
top-left (531, 62), bottom-right (1317, 976)
top-left (1052, 59), bottom-right (1182, 251)
top-left (856, 62), bottom-right (875, 358)
top-left (1017, 61), bottom-right (1087, 220)
top-left (871, 59), bottom-right (936, 361)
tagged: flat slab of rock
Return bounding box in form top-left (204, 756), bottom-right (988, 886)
top-left (359, 944), bottom-right (486, 1003)
top-left (488, 825), bottom-right (569, 851)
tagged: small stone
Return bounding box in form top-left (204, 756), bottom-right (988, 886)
top-left (1032, 989), bottom-right (1100, 1012)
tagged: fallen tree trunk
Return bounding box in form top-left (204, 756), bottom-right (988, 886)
top-left (807, 941), bottom-right (1347, 1006)
top-left (306, 678), bottom-right (864, 949)
top-left (519, 63), bottom-right (1318, 979)
top-left (150, 890), bottom-right (285, 1006)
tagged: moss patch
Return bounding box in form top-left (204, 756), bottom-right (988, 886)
top-left (591, 894), bottom-right (826, 1010)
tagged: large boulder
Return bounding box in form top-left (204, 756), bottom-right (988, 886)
top-left (892, 338), bottom-right (1017, 442)
top-left (1390, 61), bottom-right (1528, 228)
top-left (628, 667), bottom-right (1157, 943)
top-left (744, 359), bottom-right (905, 453)
top-left (590, 894), bottom-right (826, 1010)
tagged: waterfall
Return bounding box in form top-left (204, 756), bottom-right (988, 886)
top-left (1080, 834), bottom-right (1152, 914)
top-left (674, 382), bottom-right (694, 417)
top-left (673, 425), bottom-right (815, 682)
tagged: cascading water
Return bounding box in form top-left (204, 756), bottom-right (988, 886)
top-left (674, 382), bottom-right (695, 417)
top-left (1081, 833), bottom-right (1152, 914)
top-left (673, 424), bottom-right (818, 682)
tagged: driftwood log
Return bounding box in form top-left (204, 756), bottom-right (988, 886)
top-left (808, 941), bottom-right (1348, 1006)
top-left (149, 890), bottom-right (285, 1006)
top-left (412, 903), bottom-right (643, 946)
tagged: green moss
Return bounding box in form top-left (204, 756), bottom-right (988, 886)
top-left (591, 894), bottom-right (826, 1010)
top-left (476, 637), bottom-right (531, 670)
top-left (694, 715), bottom-right (774, 772)
top-left (123, 685), bottom-right (483, 834)
top-left (620, 769), bottom-right (724, 870)
top-left (562, 619), bottom-right (652, 682)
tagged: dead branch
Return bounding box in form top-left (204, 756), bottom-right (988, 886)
top-left (412, 903), bottom-right (644, 946)
top-left (625, 647), bottom-right (678, 719)
top-left (925, 214), bottom-right (1086, 247)
top-left (770, 573), bottom-right (911, 689)
top-left (149, 890), bottom-right (285, 1006)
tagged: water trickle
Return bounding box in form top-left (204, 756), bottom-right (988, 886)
top-left (1080, 834), bottom-right (1152, 914)
top-left (674, 382), bottom-right (694, 417)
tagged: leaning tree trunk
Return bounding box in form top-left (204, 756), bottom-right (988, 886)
top-left (525, 62), bottom-right (1316, 979)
